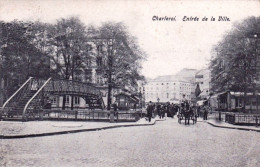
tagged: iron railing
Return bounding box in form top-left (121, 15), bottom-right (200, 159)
top-left (225, 113), bottom-right (260, 126)
top-left (42, 109), bottom-right (140, 121)
top-left (1, 77), bottom-right (33, 116)
top-left (1, 77), bottom-right (105, 120)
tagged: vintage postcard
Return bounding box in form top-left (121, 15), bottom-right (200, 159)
top-left (0, 0), bottom-right (260, 166)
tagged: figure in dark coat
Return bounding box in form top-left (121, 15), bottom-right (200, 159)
top-left (203, 107), bottom-right (208, 120)
top-left (161, 105), bottom-right (166, 119)
top-left (147, 101), bottom-right (153, 122)
top-left (157, 104), bottom-right (162, 119)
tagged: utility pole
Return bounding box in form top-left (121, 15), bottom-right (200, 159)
top-left (107, 41), bottom-right (113, 110)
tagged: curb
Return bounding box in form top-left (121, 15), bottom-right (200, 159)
top-left (0, 120), bottom-right (156, 139)
top-left (207, 122), bottom-right (260, 132)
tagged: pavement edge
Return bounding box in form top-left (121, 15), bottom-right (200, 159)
top-left (207, 121), bottom-right (260, 132)
top-left (0, 120), bottom-right (157, 139)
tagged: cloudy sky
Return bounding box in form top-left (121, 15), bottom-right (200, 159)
top-left (0, 0), bottom-right (259, 79)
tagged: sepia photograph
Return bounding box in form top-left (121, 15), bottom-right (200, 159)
top-left (0, 0), bottom-right (260, 166)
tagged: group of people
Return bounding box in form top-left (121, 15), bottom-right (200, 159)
top-left (146, 101), bottom-right (180, 122)
top-left (146, 100), bottom-right (209, 123)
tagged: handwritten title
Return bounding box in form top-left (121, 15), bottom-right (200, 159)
top-left (152, 16), bottom-right (230, 22)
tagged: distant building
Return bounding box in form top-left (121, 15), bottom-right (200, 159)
top-left (195, 68), bottom-right (211, 99)
top-left (144, 75), bottom-right (194, 104)
top-left (175, 68), bottom-right (197, 83)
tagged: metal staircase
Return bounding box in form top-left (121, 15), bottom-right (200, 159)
top-left (0, 77), bottom-right (105, 121)
top-left (10, 90), bottom-right (37, 117)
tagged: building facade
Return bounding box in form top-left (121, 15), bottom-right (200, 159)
top-left (144, 75), bottom-right (194, 104)
top-left (195, 68), bottom-right (211, 99)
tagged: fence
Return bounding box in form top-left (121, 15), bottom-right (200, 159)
top-left (42, 109), bottom-right (141, 122)
top-left (225, 113), bottom-right (260, 125)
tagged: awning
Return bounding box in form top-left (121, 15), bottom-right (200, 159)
top-left (230, 91), bottom-right (260, 97)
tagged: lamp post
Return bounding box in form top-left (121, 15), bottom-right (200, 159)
top-left (157, 97), bottom-right (160, 104)
top-left (249, 33), bottom-right (260, 113)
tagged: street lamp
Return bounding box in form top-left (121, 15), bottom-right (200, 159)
top-left (157, 97), bottom-right (160, 103)
top-left (249, 33), bottom-right (260, 113)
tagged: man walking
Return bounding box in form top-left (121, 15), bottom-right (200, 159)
top-left (147, 101), bottom-right (153, 122)
top-left (203, 106), bottom-right (208, 120)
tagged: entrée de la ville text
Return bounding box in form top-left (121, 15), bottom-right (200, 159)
top-left (152, 16), bottom-right (230, 21)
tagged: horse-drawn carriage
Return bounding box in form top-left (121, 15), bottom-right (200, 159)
top-left (177, 102), bottom-right (197, 125)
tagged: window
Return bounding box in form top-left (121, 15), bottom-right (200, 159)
top-left (167, 93), bottom-right (169, 98)
top-left (51, 96), bottom-right (57, 104)
top-left (65, 95), bottom-right (70, 104)
top-left (74, 97), bottom-right (80, 105)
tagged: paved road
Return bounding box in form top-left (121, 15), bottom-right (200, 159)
top-left (1, 118), bottom-right (260, 167)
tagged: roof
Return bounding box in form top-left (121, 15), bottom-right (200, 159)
top-left (147, 75), bottom-right (190, 83)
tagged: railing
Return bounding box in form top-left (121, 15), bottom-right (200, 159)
top-left (225, 113), bottom-right (260, 126)
top-left (1, 77), bottom-right (105, 120)
top-left (47, 79), bottom-right (102, 97)
top-left (43, 109), bottom-right (140, 121)
top-left (1, 77), bottom-right (33, 115)
top-left (22, 78), bottom-right (52, 118)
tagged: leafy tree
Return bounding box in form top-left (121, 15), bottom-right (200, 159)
top-left (95, 22), bottom-right (146, 88)
top-left (210, 16), bottom-right (260, 94)
top-left (48, 17), bottom-right (91, 109)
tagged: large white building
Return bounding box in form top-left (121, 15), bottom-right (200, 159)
top-left (145, 75), bottom-right (194, 103)
top-left (144, 68), bottom-right (198, 104)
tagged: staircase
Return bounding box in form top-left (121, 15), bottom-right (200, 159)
top-left (1, 77), bottom-right (105, 121)
top-left (6, 90), bottom-right (37, 118)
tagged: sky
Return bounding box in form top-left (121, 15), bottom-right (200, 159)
top-left (0, 0), bottom-right (259, 79)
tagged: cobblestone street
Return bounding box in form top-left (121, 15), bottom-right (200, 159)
top-left (1, 118), bottom-right (260, 167)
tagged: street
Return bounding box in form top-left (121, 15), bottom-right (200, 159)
top-left (1, 118), bottom-right (260, 167)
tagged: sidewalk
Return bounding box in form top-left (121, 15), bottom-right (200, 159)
top-left (0, 118), bottom-right (156, 139)
top-left (206, 119), bottom-right (260, 132)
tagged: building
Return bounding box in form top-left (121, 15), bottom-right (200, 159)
top-left (175, 68), bottom-right (197, 83)
top-left (144, 75), bottom-right (194, 104)
top-left (195, 68), bottom-right (211, 99)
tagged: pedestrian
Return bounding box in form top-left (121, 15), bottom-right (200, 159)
top-left (152, 104), bottom-right (156, 117)
top-left (161, 105), bottom-right (166, 119)
top-left (197, 106), bottom-right (201, 117)
top-left (113, 103), bottom-right (118, 120)
top-left (203, 107), bottom-right (208, 120)
top-left (146, 101), bottom-right (153, 122)
top-left (157, 104), bottom-right (162, 119)
top-left (170, 103), bottom-right (175, 118)
top-left (194, 106), bottom-right (198, 123)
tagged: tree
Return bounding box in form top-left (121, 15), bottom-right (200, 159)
top-left (0, 20), bottom-right (50, 104)
top-left (210, 16), bottom-right (260, 94)
top-left (49, 17), bottom-right (91, 109)
top-left (96, 22), bottom-right (146, 88)
top-left (92, 22), bottom-right (146, 109)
